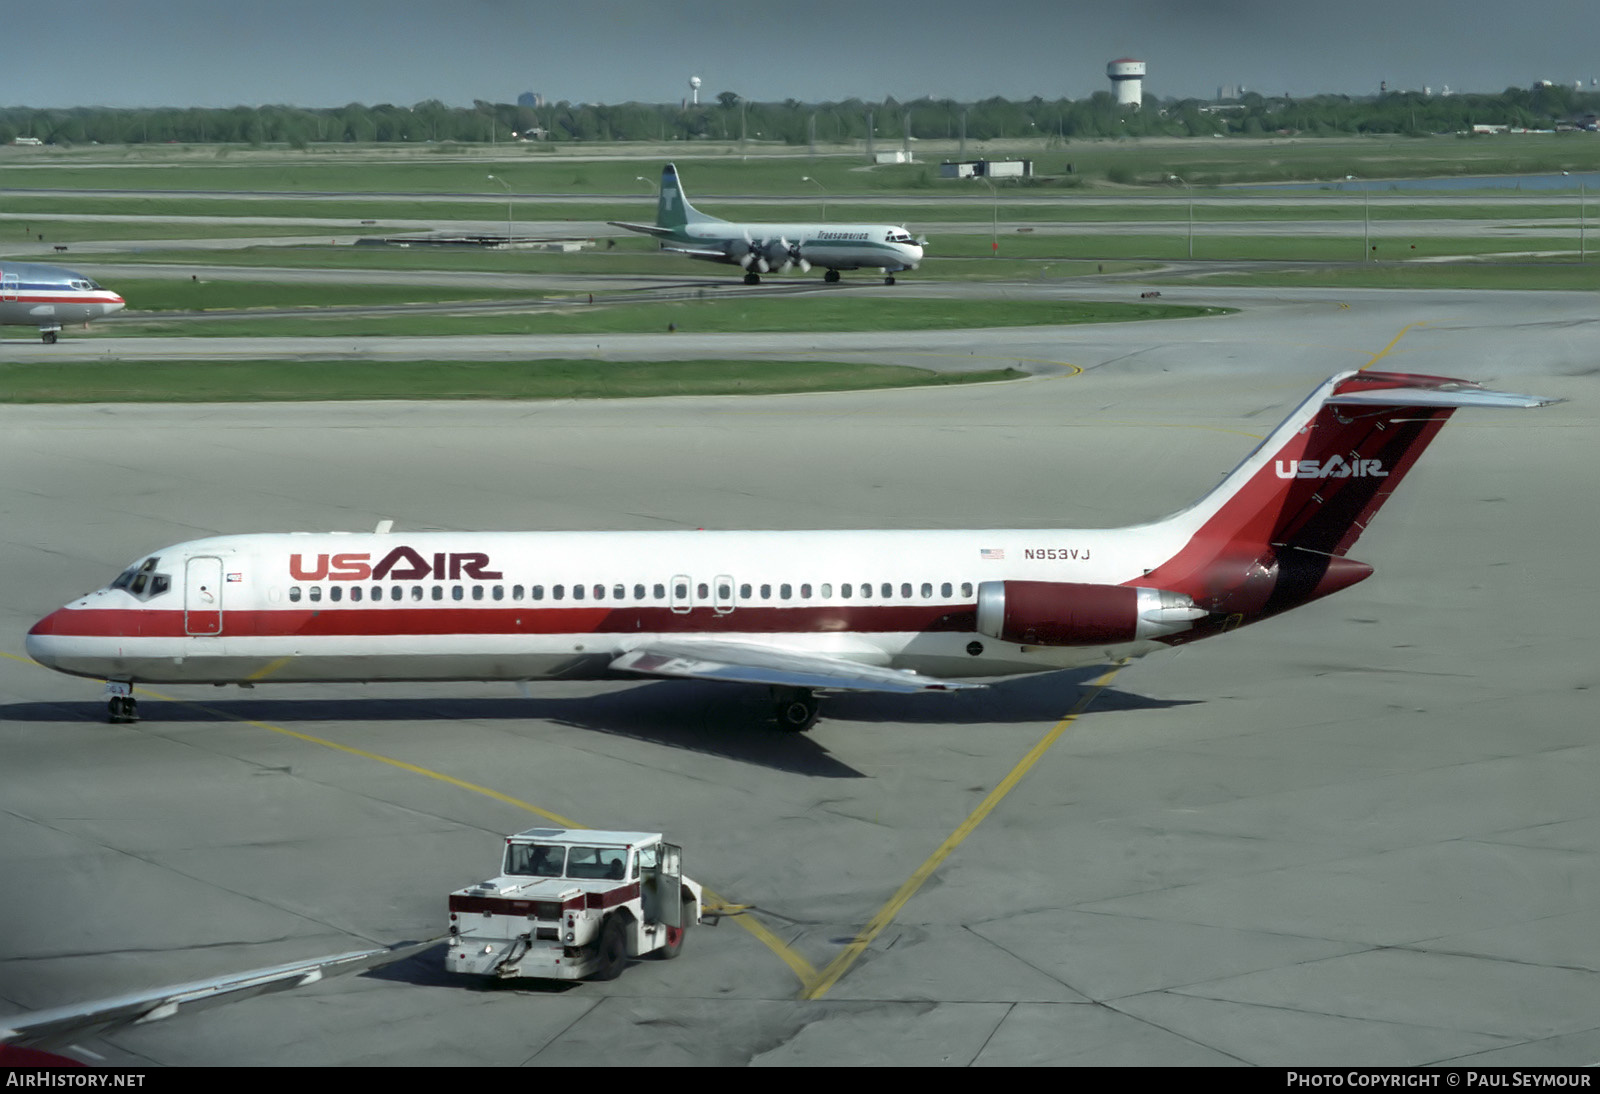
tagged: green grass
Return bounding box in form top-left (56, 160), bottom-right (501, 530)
top-left (8, 133), bottom-right (1600, 194)
top-left (0, 220), bottom-right (393, 244)
top-left (1161, 258), bottom-right (1600, 291)
top-left (110, 278), bottom-right (554, 311)
top-left (4, 191), bottom-right (1591, 229)
top-left (105, 296), bottom-right (1230, 338)
top-left (0, 358), bottom-right (1027, 403)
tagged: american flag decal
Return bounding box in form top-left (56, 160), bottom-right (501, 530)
top-left (226, 573), bottom-right (243, 582)
top-left (980, 548), bottom-right (1004, 560)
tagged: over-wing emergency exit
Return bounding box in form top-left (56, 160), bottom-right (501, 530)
top-left (609, 163), bottom-right (923, 285)
top-left (25, 371), bottom-right (1556, 730)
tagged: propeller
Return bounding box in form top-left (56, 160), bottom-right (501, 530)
top-left (764, 237), bottom-right (794, 273)
top-left (778, 237), bottom-right (811, 273)
top-left (731, 231), bottom-right (771, 273)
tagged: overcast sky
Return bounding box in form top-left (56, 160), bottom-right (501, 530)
top-left (5, 0), bottom-right (1597, 109)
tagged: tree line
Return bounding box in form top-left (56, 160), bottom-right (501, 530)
top-left (3, 85), bottom-right (1597, 148)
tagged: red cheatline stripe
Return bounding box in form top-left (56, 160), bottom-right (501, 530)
top-left (35, 603), bottom-right (981, 639)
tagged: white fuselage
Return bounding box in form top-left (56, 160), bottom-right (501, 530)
top-left (678, 221), bottom-right (924, 273)
top-left (25, 525), bottom-right (1174, 687)
top-left (0, 262), bottom-right (124, 333)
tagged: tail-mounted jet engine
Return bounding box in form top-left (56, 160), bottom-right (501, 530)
top-left (975, 581), bottom-right (1206, 646)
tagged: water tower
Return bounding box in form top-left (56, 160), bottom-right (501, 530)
top-left (689, 75), bottom-right (701, 106)
top-left (1107, 58), bottom-right (1145, 106)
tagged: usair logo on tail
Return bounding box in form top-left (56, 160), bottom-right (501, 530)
top-left (1274, 457), bottom-right (1388, 479)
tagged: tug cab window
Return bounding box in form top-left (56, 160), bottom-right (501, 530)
top-left (506, 843), bottom-right (565, 878)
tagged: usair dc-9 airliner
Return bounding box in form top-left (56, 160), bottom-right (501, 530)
top-left (26, 371), bottom-right (1553, 730)
top-left (0, 261), bottom-right (125, 342)
top-left (609, 163), bottom-right (923, 285)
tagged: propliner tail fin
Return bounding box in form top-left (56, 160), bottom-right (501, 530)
top-left (656, 163), bottom-right (719, 230)
top-left (1137, 370), bottom-right (1557, 624)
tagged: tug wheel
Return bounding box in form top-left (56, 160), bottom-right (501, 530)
top-left (592, 916), bottom-right (628, 981)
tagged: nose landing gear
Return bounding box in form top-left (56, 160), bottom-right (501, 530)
top-left (104, 681), bottom-right (138, 724)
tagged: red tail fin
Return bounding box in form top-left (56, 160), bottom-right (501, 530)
top-left (1139, 371), bottom-right (1555, 625)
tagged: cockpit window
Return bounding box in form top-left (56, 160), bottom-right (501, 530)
top-left (111, 557), bottom-right (171, 601)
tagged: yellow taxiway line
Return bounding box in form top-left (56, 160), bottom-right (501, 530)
top-left (800, 664), bottom-right (1123, 1000)
top-left (6, 656), bottom-right (1120, 999)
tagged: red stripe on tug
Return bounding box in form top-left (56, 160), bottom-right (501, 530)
top-left (1132, 371), bottom-right (1474, 637)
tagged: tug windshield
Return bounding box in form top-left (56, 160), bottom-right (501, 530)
top-left (505, 843), bottom-right (565, 878)
top-left (504, 842), bottom-right (628, 880)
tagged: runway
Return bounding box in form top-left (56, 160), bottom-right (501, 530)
top-left (0, 283), bottom-right (1595, 1066)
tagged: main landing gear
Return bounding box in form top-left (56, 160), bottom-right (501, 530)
top-left (743, 271), bottom-right (761, 285)
top-left (771, 686), bottom-right (820, 732)
top-left (883, 274), bottom-right (896, 285)
top-left (41, 330), bottom-right (59, 345)
top-left (107, 695), bottom-right (139, 724)
top-left (823, 269), bottom-right (841, 284)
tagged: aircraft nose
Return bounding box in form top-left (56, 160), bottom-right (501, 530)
top-left (105, 295), bottom-right (125, 315)
top-left (25, 609), bottom-right (67, 668)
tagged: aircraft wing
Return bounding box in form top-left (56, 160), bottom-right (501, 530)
top-left (0, 940), bottom-right (439, 1052)
top-left (659, 243), bottom-right (736, 259)
top-left (610, 641), bottom-right (984, 694)
top-left (608, 220), bottom-right (677, 238)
